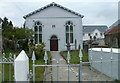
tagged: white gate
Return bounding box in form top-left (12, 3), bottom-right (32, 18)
top-left (1, 48), bottom-right (119, 82)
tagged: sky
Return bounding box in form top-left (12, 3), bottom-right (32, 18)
top-left (0, 0), bottom-right (119, 27)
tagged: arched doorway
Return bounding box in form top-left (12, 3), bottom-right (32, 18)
top-left (50, 35), bottom-right (58, 51)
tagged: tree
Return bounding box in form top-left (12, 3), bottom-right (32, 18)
top-left (2, 17), bottom-right (9, 30)
top-left (2, 17), bottom-right (34, 51)
top-left (13, 27), bottom-right (34, 40)
top-left (9, 21), bottom-right (13, 27)
top-left (2, 25), bottom-right (14, 40)
top-left (13, 27), bottom-right (34, 51)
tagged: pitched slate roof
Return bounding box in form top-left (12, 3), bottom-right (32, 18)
top-left (23, 2), bottom-right (84, 19)
top-left (83, 25), bottom-right (108, 33)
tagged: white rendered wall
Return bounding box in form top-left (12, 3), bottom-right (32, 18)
top-left (25, 6), bottom-right (83, 51)
top-left (92, 29), bottom-right (104, 39)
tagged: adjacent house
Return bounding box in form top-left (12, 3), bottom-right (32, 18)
top-left (23, 2), bottom-right (84, 51)
top-left (105, 20), bottom-right (120, 48)
top-left (83, 25), bottom-right (108, 41)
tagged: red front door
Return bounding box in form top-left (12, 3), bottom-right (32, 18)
top-left (50, 40), bottom-right (58, 51)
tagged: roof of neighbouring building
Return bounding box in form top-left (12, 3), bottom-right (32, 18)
top-left (105, 19), bottom-right (120, 35)
top-left (109, 19), bottom-right (120, 29)
top-left (105, 24), bottom-right (120, 35)
top-left (23, 2), bottom-right (84, 19)
top-left (83, 25), bottom-right (108, 33)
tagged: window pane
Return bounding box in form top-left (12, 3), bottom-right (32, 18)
top-left (35, 34), bottom-right (38, 43)
top-left (39, 26), bottom-right (42, 32)
top-left (70, 25), bottom-right (73, 32)
top-left (39, 34), bottom-right (42, 43)
top-left (66, 26), bottom-right (69, 32)
top-left (34, 26), bottom-right (37, 32)
top-left (35, 34), bottom-right (42, 43)
top-left (70, 33), bottom-right (73, 43)
top-left (66, 33), bottom-right (69, 43)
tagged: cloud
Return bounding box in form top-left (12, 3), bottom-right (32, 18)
top-left (0, 1), bottom-right (118, 27)
top-left (0, 0), bottom-right (119, 2)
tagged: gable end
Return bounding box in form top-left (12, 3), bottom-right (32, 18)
top-left (23, 2), bottom-right (84, 19)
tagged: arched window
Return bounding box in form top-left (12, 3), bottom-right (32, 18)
top-left (34, 21), bottom-right (42, 44)
top-left (66, 21), bottom-right (73, 43)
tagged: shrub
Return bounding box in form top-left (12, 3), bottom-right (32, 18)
top-left (29, 43), bottom-right (46, 59)
top-left (18, 39), bottom-right (29, 51)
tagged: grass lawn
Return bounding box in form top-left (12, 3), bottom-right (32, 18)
top-left (60, 50), bottom-right (88, 64)
top-left (0, 53), bottom-right (2, 82)
top-left (3, 49), bottom-right (51, 81)
top-left (29, 51), bottom-right (51, 81)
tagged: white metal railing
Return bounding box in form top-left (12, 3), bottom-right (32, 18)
top-left (89, 47), bottom-right (119, 80)
top-left (1, 47), bottom-right (119, 82)
top-left (31, 50), bottom-right (83, 82)
top-left (0, 52), bottom-right (15, 82)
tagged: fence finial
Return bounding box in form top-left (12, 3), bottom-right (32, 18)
top-left (110, 47), bottom-right (113, 60)
top-left (14, 54), bottom-right (16, 60)
top-left (110, 47), bottom-right (112, 52)
top-left (9, 53), bottom-right (12, 58)
top-left (32, 51), bottom-right (36, 61)
top-left (3, 53), bottom-right (5, 58)
top-left (67, 51), bottom-right (71, 64)
top-left (79, 49), bottom-right (83, 58)
top-left (101, 47), bottom-right (103, 52)
top-left (101, 48), bottom-right (103, 60)
top-left (3, 53), bottom-right (7, 62)
top-left (44, 50), bottom-right (48, 64)
top-left (9, 53), bottom-right (13, 61)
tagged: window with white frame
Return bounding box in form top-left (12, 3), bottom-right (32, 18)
top-left (66, 21), bottom-right (73, 43)
top-left (34, 21), bottom-right (42, 44)
top-left (95, 33), bottom-right (98, 36)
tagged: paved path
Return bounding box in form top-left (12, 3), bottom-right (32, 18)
top-left (51, 51), bottom-right (78, 81)
top-left (45, 51), bottom-right (113, 81)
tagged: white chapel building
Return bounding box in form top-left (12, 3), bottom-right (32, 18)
top-left (23, 2), bottom-right (84, 51)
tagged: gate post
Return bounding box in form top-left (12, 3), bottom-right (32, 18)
top-left (14, 50), bottom-right (29, 81)
top-left (32, 51), bottom-right (36, 81)
top-left (79, 48), bottom-right (83, 82)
